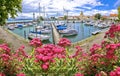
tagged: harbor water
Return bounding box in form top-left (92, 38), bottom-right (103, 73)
top-left (10, 22), bottom-right (102, 43)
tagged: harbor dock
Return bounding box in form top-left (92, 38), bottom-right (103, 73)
top-left (51, 23), bottom-right (61, 44)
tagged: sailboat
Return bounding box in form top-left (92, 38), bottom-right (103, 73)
top-left (59, 29), bottom-right (78, 36)
top-left (28, 32), bottom-right (50, 41)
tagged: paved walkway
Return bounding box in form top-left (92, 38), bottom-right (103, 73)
top-left (51, 23), bottom-right (61, 44)
top-left (72, 29), bottom-right (107, 52)
top-left (0, 26), bottom-right (32, 53)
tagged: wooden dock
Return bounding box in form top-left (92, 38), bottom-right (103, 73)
top-left (51, 23), bottom-right (61, 44)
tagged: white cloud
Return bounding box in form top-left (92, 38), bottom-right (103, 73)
top-left (17, 0), bottom-right (113, 18)
top-left (84, 9), bottom-right (117, 16)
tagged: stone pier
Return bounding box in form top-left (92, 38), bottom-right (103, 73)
top-left (51, 23), bottom-right (61, 44)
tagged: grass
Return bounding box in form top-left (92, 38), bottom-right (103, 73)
top-left (0, 39), bottom-right (5, 44)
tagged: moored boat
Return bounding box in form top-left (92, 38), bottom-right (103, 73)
top-left (92, 30), bottom-right (101, 35)
top-left (59, 29), bottom-right (78, 36)
top-left (28, 32), bottom-right (50, 41)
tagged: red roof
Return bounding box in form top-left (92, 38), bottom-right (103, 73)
top-left (110, 14), bottom-right (118, 17)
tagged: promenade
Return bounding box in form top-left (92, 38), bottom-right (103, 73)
top-left (0, 26), bottom-right (32, 53)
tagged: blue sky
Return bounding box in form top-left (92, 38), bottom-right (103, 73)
top-left (17, 0), bottom-right (120, 19)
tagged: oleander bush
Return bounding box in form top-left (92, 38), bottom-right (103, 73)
top-left (0, 24), bottom-right (120, 76)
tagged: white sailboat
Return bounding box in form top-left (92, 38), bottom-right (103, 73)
top-left (28, 33), bottom-right (50, 41)
top-left (59, 29), bottom-right (78, 36)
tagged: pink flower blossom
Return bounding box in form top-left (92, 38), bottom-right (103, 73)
top-left (90, 54), bottom-right (101, 62)
top-left (109, 71), bottom-right (116, 76)
top-left (41, 63), bottom-right (49, 70)
top-left (0, 44), bottom-right (11, 54)
top-left (106, 44), bottom-right (117, 51)
top-left (35, 44), bottom-right (65, 70)
top-left (90, 44), bottom-right (101, 55)
top-left (109, 67), bottom-right (120, 76)
top-left (58, 38), bottom-right (71, 47)
top-left (17, 73), bottom-right (26, 76)
top-left (29, 38), bottom-right (42, 47)
top-left (0, 72), bottom-right (5, 76)
top-left (105, 24), bottom-right (120, 38)
top-left (70, 46), bottom-right (83, 58)
top-left (15, 45), bottom-right (28, 58)
top-left (0, 54), bottom-right (10, 62)
top-left (75, 73), bottom-right (84, 76)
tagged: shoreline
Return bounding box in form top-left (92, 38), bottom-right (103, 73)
top-left (0, 26), bottom-right (108, 53)
top-left (0, 26), bottom-right (32, 53)
top-left (71, 28), bottom-right (108, 51)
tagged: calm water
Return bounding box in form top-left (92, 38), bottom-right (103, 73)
top-left (63, 22), bottom-right (101, 42)
top-left (10, 22), bottom-right (101, 43)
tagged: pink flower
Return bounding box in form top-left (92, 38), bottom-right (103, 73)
top-left (105, 24), bottom-right (120, 38)
top-left (106, 44), bottom-right (117, 51)
top-left (109, 67), bottom-right (120, 76)
top-left (75, 73), bottom-right (84, 76)
top-left (0, 72), bottom-right (5, 76)
top-left (41, 63), bottom-right (49, 70)
top-left (35, 44), bottom-right (66, 70)
top-left (58, 38), bottom-right (71, 47)
top-left (90, 44), bottom-right (101, 55)
top-left (0, 44), bottom-right (11, 54)
top-left (90, 54), bottom-right (101, 62)
top-left (15, 45), bottom-right (28, 58)
top-left (0, 54), bottom-right (10, 62)
top-left (70, 46), bottom-right (83, 58)
top-left (109, 71), bottom-right (116, 76)
top-left (17, 73), bottom-right (26, 76)
top-left (29, 38), bottom-right (42, 47)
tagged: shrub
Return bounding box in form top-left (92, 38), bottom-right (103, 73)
top-left (1, 24), bottom-right (120, 76)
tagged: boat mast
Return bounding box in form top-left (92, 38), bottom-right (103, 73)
top-left (39, 3), bottom-right (41, 16)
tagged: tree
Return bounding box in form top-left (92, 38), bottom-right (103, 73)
top-left (117, 6), bottom-right (120, 21)
top-left (94, 13), bottom-right (101, 20)
top-left (0, 0), bottom-right (22, 26)
top-left (63, 15), bottom-right (68, 20)
top-left (37, 16), bottom-right (44, 23)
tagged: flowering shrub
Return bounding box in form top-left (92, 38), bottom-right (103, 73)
top-left (35, 44), bottom-right (65, 70)
top-left (29, 38), bottom-right (42, 47)
top-left (1, 24), bottom-right (120, 76)
top-left (105, 24), bottom-right (120, 43)
top-left (0, 44), bottom-right (28, 76)
top-left (109, 67), bottom-right (120, 76)
top-left (57, 38), bottom-right (71, 47)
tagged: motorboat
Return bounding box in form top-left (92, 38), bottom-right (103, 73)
top-left (8, 26), bottom-right (14, 30)
top-left (92, 30), bottom-right (101, 35)
top-left (16, 24), bottom-right (24, 28)
top-left (28, 32), bottom-right (50, 41)
top-left (7, 24), bottom-right (15, 30)
top-left (37, 29), bottom-right (51, 34)
top-left (56, 25), bottom-right (67, 30)
top-left (59, 29), bottom-right (78, 36)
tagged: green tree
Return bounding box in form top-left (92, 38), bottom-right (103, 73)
top-left (117, 6), bottom-right (120, 21)
top-left (63, 15), bottom-right (68, 20)
top-left (94, 13), bottom-right (101, 20)
top-left (37, 16), bottom-right (44, 23)
top-left (0, 0), bottom-right (22, 26)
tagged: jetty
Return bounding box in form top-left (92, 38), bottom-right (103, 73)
top-left (51, 23), bottom-right (61, 44)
